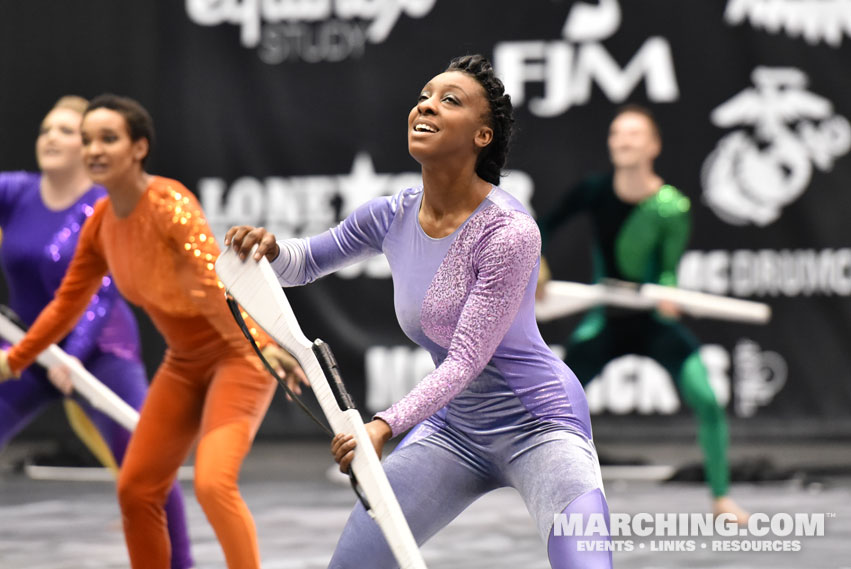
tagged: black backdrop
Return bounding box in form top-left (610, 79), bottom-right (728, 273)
top-left (2, 1), bottom-right (850, 441)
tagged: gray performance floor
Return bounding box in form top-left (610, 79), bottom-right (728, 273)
top-left (1, 441), bottom-right (849, 569)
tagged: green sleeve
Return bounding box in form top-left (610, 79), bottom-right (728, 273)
top-left (658, 193), bottom-right (691, 287)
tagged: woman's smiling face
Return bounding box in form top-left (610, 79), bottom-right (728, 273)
top-left (408, 70), bottom-right (493, 167)
top-left (36, 108), bottom-right (84, 175)
top-left (81, 107), bottom-right (148, 188)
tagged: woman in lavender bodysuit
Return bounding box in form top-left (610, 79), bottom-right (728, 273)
top-left (0, 96), bottom-right (194, 569)
top-left (226, 55), bottom-right (613, 568)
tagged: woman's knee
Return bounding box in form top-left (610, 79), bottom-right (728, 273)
top-left (684, 386), bottom-right (724, 422)
top-left (678, 354), bottom-right (723, 417)
top-left (328, 506), bottom-right (397, 569)
top-left (193, 422), bottom-right (252, 509)
top-left (548, 488), bottom-right (613, 569)
top-left (117, 465), bottom-right (161, 513)
top-left (194, 464), bottom-right (239, 513)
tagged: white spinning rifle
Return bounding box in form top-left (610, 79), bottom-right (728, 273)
top-left (215, 247), bottom-right (427, 569)
top-left (535, 280), bottom-right (771, 324)
top-left (0, 305), bottom-right (139, 431)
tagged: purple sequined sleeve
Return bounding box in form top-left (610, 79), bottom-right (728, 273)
top-left (1, 173), bottom-right (141, 367)
top-left (36, 198), bottom-right (116, 362)
top-left (60, 275), bottom-right (121, 361)
top-left (375, 214), bottom-right (541, 436)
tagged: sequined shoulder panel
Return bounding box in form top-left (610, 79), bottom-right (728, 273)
top-left (421, 203), bottom-right (540, 349)
top-left (376, 199), bottom-right (542, 435)
top-left (644, 185), bottom-right (690, 218)
top-left (148, 178), bottom-right (217, 266)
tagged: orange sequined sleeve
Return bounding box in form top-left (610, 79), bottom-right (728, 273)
top-left (156, 181), bottom-right (274, 350)
top-left (7, 201), bottom-right (110, 372)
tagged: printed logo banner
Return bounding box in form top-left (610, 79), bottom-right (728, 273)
top-left (2, 0), bottom-right (849, 438)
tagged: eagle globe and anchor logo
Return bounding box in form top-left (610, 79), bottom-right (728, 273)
top-left (701, 67), bottom-right (851, 227)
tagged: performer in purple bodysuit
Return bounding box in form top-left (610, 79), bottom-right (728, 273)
top-left (227, 55), bottom-right (612, 569)
top-left (0, 96), bottom-right (193, 569)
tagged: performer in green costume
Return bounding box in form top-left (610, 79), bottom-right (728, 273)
top-left (538, 105), bottom-right (749, 522)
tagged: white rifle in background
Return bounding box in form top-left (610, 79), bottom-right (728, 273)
top-left (0, 306), bottom-right (139, 431)
top-left (535, 280), bottom-right (771, 324)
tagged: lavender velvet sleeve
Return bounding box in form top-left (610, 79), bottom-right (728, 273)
top-left (271, 194), bottom-right (398, 286)
top-left (375, 215), bottom-right (542, 436)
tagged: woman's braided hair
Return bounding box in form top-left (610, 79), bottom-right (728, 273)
top-left (446, 54), bottom-right (514, 185)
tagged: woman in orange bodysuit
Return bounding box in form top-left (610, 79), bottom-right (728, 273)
top-left (0, 94), bottom-right (306, 569)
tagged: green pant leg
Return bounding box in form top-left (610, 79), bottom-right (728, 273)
top-left (568, 312), bottom-right (731, 497)
top-left (647, 316), bottom-right (730, 498)
top-left (676, 351), bottom-right (730, 498)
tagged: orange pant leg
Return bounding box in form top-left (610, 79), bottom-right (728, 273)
top-left (117, 355), bottom-right (206, 568)
top-left (194, 354), bottom-right (276, 569)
